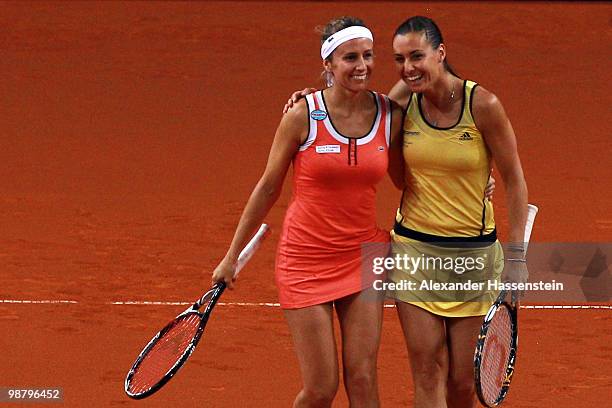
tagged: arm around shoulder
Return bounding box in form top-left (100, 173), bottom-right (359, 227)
top-left (388, 79), bottom-right (411, 110)
top-left (387, 100), bottom-right (406, 190)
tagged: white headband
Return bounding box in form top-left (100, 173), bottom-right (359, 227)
top-left (320, 26), bottom-right (374, 60)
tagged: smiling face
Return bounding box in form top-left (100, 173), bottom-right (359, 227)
top-left (392, 32), bottom-right (446, 93)
top-left (324, 37), bottom-right (374, 91)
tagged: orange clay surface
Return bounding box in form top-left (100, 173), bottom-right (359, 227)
top-left (1, 2), bottom-right (611, 407)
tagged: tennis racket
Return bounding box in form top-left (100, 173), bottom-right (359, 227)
top-left (124, 224), bottom-right (270, 399)
top-left (474, 204), bottom-right (538, 407)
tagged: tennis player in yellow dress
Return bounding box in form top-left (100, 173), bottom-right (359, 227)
top-left (387, 16), bottom-right (528, 408)
top-left (388, 77), bottom-right (503, 316)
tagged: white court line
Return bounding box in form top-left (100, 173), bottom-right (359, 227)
top-left (108, 302), bottom-right (612, 310)
top-left (109, 301), bottom-right (283, 307)
top-left (1, 299), bottom-right (611, 309)
top-left (0, 299), bottom-right (78, 304)
top-left (520, 305), bottom-right (612, 310)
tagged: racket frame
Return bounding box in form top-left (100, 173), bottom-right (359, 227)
top-left (124, 282), bottom-right (226, 399)
top-left (474, 289), bottom-right (518, 407)
top-left (474, 204), bottom-right (538, 407)
top-left (124, 224), bottom-right (268, 399)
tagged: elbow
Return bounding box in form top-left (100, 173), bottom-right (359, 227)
top-left (504, 173), bottom-right (528, 201)
top-left (500, 166), bottom-right (526, 190)
top-left (507, 173), bottom-right (527, 191)
top-left (257, 180), bottom-right (282, 203)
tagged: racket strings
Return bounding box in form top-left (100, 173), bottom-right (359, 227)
top-left (480, 306), bottom-right (513, 405)
top-left (127, 313), bottom-right (201, 394)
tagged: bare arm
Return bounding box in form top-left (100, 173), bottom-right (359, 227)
top-left (474, 87), bottom-right (528, 245)
top-left (388, 79), bottom-right (411, 110)
top-left (211, 100), bottom-right (308, 288)
top-left (387, 100), bottom-right (405, 190)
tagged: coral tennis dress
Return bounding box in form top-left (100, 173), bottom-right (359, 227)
top-left (275, 90), bottom-right (391, 309)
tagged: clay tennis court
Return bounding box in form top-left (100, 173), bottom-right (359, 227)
top-left (1, 1), bottom-right (611, 407)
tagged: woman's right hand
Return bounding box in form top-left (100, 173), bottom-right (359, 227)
top-left (211, 257), bottom-right (237, 289)
top-left (282, 87), bottom-right (318, 114)
top-left (485, 173), bottom-right (496, 201)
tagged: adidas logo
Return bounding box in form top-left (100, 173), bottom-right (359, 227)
top-left (459, 132), bottom-right (473, 141)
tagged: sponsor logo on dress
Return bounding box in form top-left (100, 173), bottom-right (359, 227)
top-left (378, 146), bottom-right (385, 151)
top-left (316, 145), bottom-right (341, 154)
top-left (311, 109), bottom-right (328, 121)
top-left (459, 132), bottom-right (473, 141)
top-left (404, 130), bottom-right (420, 136)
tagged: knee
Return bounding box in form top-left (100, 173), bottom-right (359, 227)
top-left (301, 378), bottom-right (338, 406)
top-left (300, 386), bottom-right (338, 406)
top-left (345, 365), bottom-right (377, 392)
top-left (447, 375), bottom-right (475, 397)
top-left (447, 373), bottom-right (476, 407)
top-left (411, 353), bottom-right (446, 391)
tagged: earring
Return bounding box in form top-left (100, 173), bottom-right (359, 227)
top-left (326, 72), bottom-right (334, 87)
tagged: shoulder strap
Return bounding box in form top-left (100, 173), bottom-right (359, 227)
top-left (300, 93), bottom-right (318, 151)
top-left (377, 93), bottom-right (392, 147)
top-left (465, 80), bottom-right (480, 124)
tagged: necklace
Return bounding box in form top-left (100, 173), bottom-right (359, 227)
top-left (427, 82), bottom-right (456, 127)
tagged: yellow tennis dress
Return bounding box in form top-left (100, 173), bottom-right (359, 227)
top-left (387, 80), bottom-right (504, 317)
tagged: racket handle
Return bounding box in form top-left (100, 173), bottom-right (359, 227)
top-left (234, 224), bottom-right (270, 278)
top-left (524, 204), bottom-right (539, 253)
